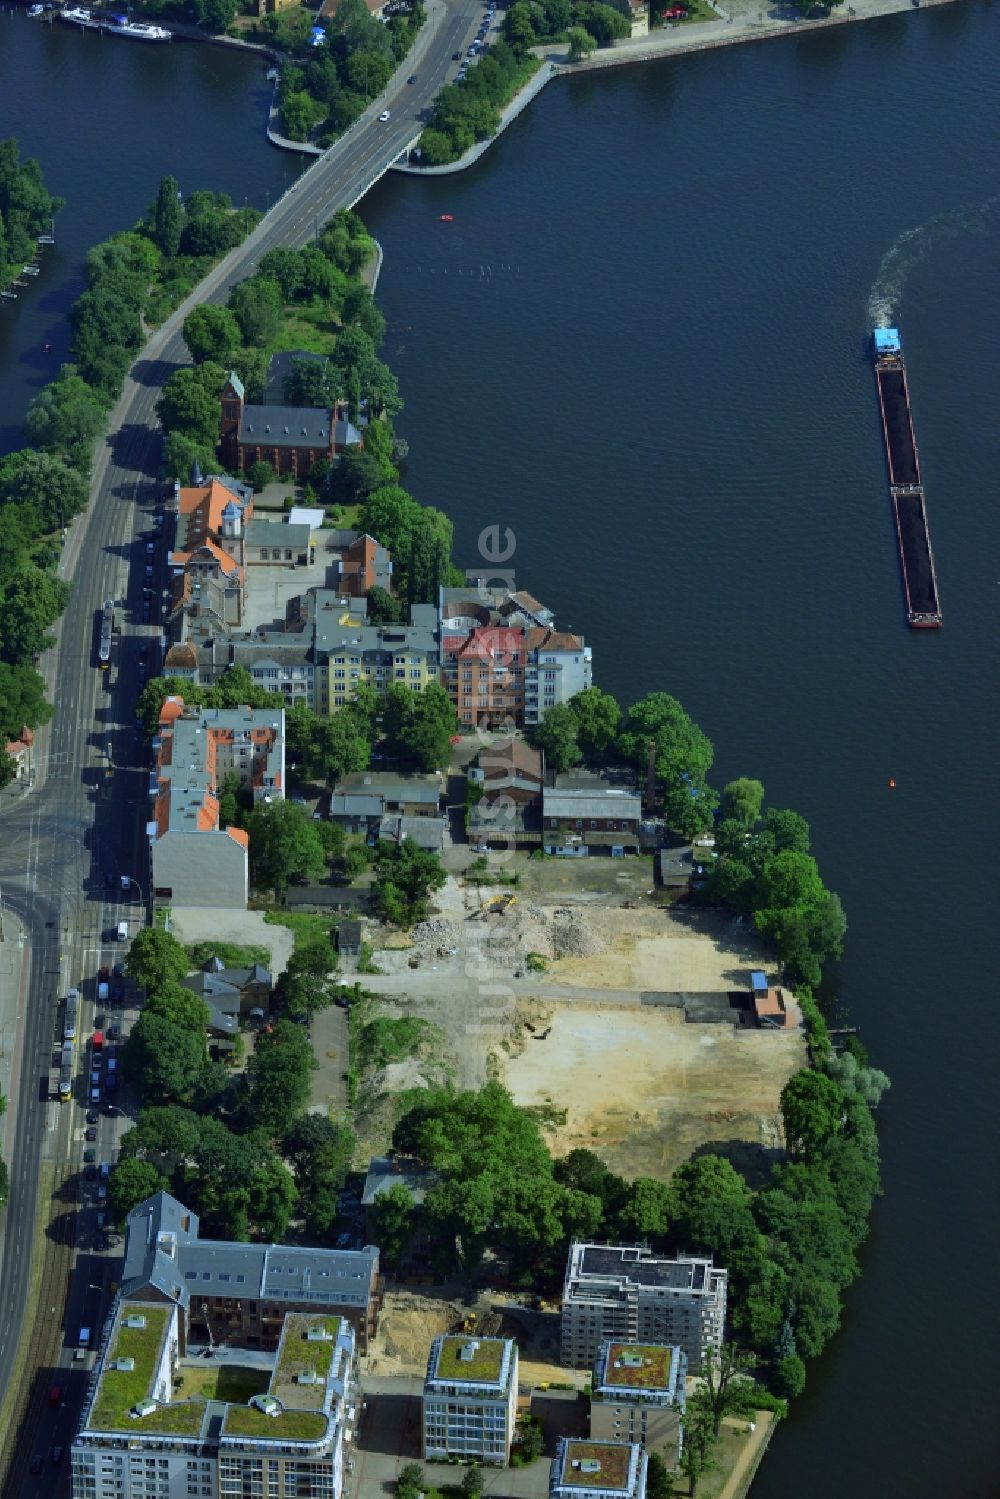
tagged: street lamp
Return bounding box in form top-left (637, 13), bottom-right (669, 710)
top-left (122, 875), bottom-right (148, 928)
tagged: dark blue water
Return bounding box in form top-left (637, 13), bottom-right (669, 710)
top-left (3, 5), bottom-right (1000, 1493)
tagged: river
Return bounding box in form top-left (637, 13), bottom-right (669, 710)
top-left (2, 6), bottom-right (999, 1495)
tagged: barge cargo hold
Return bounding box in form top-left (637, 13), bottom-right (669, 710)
top-left (873, 326), bottom-right (942, 628)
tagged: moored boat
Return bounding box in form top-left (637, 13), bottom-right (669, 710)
top-left (105, 15), bottom-right (171, 39)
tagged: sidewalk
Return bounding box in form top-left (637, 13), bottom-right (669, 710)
top-left (391, 60), bottom-right (557, 177)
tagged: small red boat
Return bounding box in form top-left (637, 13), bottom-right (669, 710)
top-left (439, 214), bottom-right (454, 223)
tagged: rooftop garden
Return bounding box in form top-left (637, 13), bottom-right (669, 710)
top-left (434, 1336), bottom-right (506, 1383)
top-left (223, 1405), bottom-right (328, 1442)
top-left (601, 1343), bottom-right (674, 1391)
top-left (273, 1314), bottom-right (342, 1392)
top-left (89, 1304), bottom-right (172, 1432)
top-left (559, 1443), bottom-right (633, 1491)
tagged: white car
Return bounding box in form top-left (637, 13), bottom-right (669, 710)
top-left (378, 109), bottom-right (391, 121)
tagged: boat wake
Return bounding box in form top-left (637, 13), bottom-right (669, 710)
top-left (868, 194), bottom-right (1000, 328)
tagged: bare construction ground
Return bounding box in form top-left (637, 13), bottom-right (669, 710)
top-left (364, 870), bottom-right (806, 1180)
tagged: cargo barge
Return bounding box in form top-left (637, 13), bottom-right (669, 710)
top-left (873, 327), bottom-right (942, 628)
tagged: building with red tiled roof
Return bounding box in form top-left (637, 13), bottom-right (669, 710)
top-left (441, 626), bottom-right (526, 730)
top-left (149, 699), bottom-right (285, 910)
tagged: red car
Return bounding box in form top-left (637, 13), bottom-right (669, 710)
top-left (48, 1386), bottom-right (62, 1408)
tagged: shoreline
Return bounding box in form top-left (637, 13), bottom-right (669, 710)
top-left (393, 0), bottom-right (963, 176)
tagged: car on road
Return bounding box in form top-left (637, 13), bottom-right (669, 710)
top-left (85, 1165), bottom-right (96, 1182)
top-left (84, 1132), bottom-right (96, 1145)
top-left (30, 1456), bottom-right (42, 1475)
top-left (145, 542), bottom-right (154, 554)
top-left (51, 1448), bottom-right (63, 1465)
top-left (86, 1109), bottom-right (99, 1125)
top-left (107, 1025), bottom-right (120, 1041)
top-left (111, 981), bottom-right (124, 1003)
top-left (90, 1087), bottom-right (101, 1105)
top-left (452, 49), bottom-right (461, 57)
top-left (48, 1386), bottom-right (62, 1408)
top-left (142, 603), bottom-right (151, 622)
top-left (104, 871), bottom-right (115, 890)
top-left (378, 109), bottom-right (391, 121)
top-left (407, 73), bottom-right (417, 83)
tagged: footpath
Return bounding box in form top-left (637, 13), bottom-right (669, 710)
top-left (0, 908), bottom-right (28, 1164)
top-left (395, 0), bottom-right (961, 175)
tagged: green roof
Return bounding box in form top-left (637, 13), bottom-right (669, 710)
top-left (433, 1336), bottom-right (507, 1384)
top-left (600, 1343), bottom-right (674, 1391)
top-left (223, 1405), bottom-right (328, 1441)
top-left (89, 1304), bottom-right (175, 1433)
top-left (559, 1443), bottom-right (633, 1491)
top-left (271, 1315), bottom-right (342, 1411)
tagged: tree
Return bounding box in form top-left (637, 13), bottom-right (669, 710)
top-left (145, 983), bottom-right (211, 1035)
top-left (566, 24), bottom-right (597, 59)
top-left (517, 1420), bottom-right (545, 1462)
top-left (374, 839), bottom-right (447, 926)
top-left (568, 686), bottom-right (620, 762)
top-left (761, 806), bottom-right (811, 854)
top-left (162, 431), bottom-right (220, 485)
top-left (283, 1112), bottom-right (355, 1190)
top-left (0, 567), bottom-right (71, 663)
top-left (109, 1157), bottom-right (168, 1222)
top-left (125, 1012), bottom-right (205, 1101)
top-left (824, 1051), bottom-right (890, 1109)
top-left (157, 361), bottom-right (225, 447)
top-left (679, 1393), bottom-right (715, 1499)
top-left (698, 1343), bottom-right (756, 1438)
top-left (0, 448), bottom-right (89, 531)
top-left (182, 304), bottom-right (241, 365)
top-left (284, 357), bottom-right (340, 409)
top-left (396, 1465), bottom-right (425, 1499)
top-left (125, 928), bottom-right (190, 996)
top-left (0, 662), bottom-right (53, 742)
top-left (228, 275), bottom-right (283, 347)
top-left (244, 1019), bottom-right (316, 1136)
top-left (280, 936), bottom-right (340, 1020)
top-left (780, 1070), bottom-right (844, 1158)
top-left (773, 1352), bottom-right (806, 1399)
top-left (247, 799), bottom-right (327, 893)
top-left (380, 681), bottom-right (456, 771)
top-left (528, 702), bottom-right (581, 773)
top-left (248, 460), bottom-right (276, 493)
top-left (461, 1468), bottom-right (484, 1499)
top-left (503, 0), bottom-right (535, 50)
top-left (368, 1182), bottom-right (414, 1267)
top-left (24, 368), bottom-right (105, 469)
top-left (615, 1176), bottom-right (671, 1243)
top-left (618, 691), bottom-right (715, 837)
top-left (150, 175), bottom-right (183, 257)
top-left (286, 703), bottom-right (371, 784)
top-left (258, 246), bottom-right (305, 301)
top-left (366, 585), bottom-right (405, 624)
top-left (719, 777), bottom-right (764, 828)
top-left (754, 850), bottom-right (826, 927)
top-left (581, 1), bottom-right (630, 41)
top-left (668, 1154), bottom-right (758, 1260)
top-left (645, 1452), bottom-right (677, 1499)
top-left (246, 1155), bottom-right (298, 1240)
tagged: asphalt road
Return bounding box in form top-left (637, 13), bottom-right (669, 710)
top-left (0, 0), bottom-right (487, 1480)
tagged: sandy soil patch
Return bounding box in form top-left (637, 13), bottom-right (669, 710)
top-left (503, 1002), bottom-right (804, 1181)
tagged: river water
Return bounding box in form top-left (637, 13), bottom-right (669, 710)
top-left (2, 7), bottom-right (999, 1495)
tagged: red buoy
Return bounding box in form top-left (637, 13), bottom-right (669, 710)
top-left (439, 214), bottom-right (454, 223)
top-left (888, 777), bottom-right (897, 789)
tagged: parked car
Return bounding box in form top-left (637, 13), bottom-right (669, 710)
top-left (85, 1165), bottom-right (96, 1182)
top-left (30, 1456), bottom-right (42, 1475)
top-left (378, 109), bottom-right (391, 121)
top-left (86, 1109), bottom-right (99, 1125)
top-left (407, 73), bottom-right (417, 83)
top-left (90, 1087), bottom-right (101, 1106)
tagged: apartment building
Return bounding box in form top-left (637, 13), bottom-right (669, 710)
top-left (590, 1343), bottom-right (687, 1469)
top-left (549, 1440), bottom-right (647, 1499)
top-left (560, 1244), bottom-right (727, 1373)
top-left (71, 1298), bottom-right (357, 1499)
top-left (119, 1192), bottom-right (381, 1354)
top-left (422, 1336), bottom-right (518, 1464)
top-left (148, 700), bottom-right (284, 910)
top-left (438, 587), bottom-right (592, 729)
top-left (313, 596), bottom-right (439, 713)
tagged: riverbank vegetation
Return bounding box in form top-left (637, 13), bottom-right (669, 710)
top-left (0, 138), bottom-right (63, 294)
top-left (416, 41), bottom-right (541, 166)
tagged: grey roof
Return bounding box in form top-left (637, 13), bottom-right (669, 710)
top-left (657, 846), bottom-right (694, 885)
top-left (362, 1155), bottom-right (437, 1208)
top-left (206, 1003), bottom-right (238, 1036)
top-left (329, 793), bottom-right (384, 820)
top-left (121, 1191), bottom-right (379, 1311)
top-left (577, 1244), bottom-right (711, 1292)
top-left (334, 417), bottom-right (362, 448)
top-left (311, 595), bottom-right (440, 660)
top-left (263, 349), bottom-right (326, 404)
top-left (182, 972), bottom-right (242, 1011)
top-left (336, 771), bottom-right (443, 805)
top-left (543, 787), bottom-right (642, 822)
top-left (378, 814), bottom-right (446, 851)
top-left (245, 518), bottom-right (313, 551)
top-left (238, 404), bottom-right (332, 450)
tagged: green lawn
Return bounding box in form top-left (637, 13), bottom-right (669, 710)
top-left (90, 1305), bottom-right (172, 1431)
top-left (265, 910), bottom-right (335, 949)
top-left (270, 305), bottom-right (339, 357)
top-left (185, 940), bottom-right (271, 970)
top-left (173, 1363), bottom-right (270, 1403)
top-left (224, 1405), bottom-right (328, 1440)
